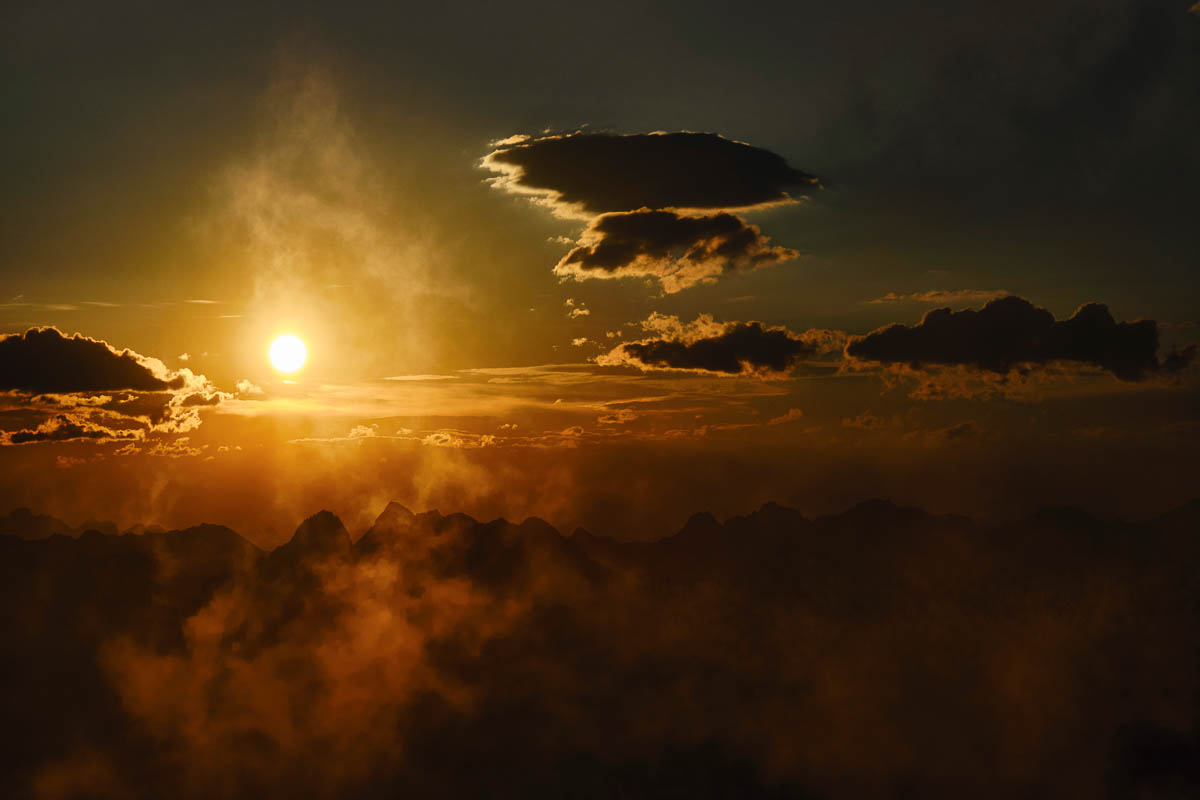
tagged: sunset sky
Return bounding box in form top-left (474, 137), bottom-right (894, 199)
top-left (2, 0), bottom-right (1198, 544)
top-left (6, 4), bottom-right (1200, 799)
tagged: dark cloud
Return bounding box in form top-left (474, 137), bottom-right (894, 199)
top-left (178, 392), bottom-right (224, 407)
top-left (6, 414), bottom-right (142, 445)
top-left (483, 131), bottom-right (818, 216)
top-left (846, 295), bottom-right (1195, 381)
top-left (484, 132), bottom-right (816, 290)
top-left (554, 209), bottom-right (798, 293)
top-left (601, 314), bottom-right (819, 376)
top-left (0, 328), bottom-right (225, 446)
top-left (99, 393), bottom-right (177, 425)
top-left (0, 327), bottom-right (184, 394)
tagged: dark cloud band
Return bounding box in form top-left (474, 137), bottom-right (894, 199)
top-left (600, 315), bottom-right (826, 376)
top-left (483, 131), bottom-right (818, 215)
top-left (7, 414), bottom-right (143, 445)
top-left (0, 327), bottom-right (183, 393)
top-left (846, 295), bottom-right (1195, 381)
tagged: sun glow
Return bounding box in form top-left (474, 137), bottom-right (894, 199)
top-left (269, 335), bottom-right (307, 373)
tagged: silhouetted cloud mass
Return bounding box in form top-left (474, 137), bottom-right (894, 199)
top-left (0, 327), bottom-right (184, 393)
top-left (846, 295), bottom-right (1195, 381)
top-left (601, 314), bottom-right (820, 376)
top-left (483, 131), bottom-right (818, 215)
top-left (554, 209), bottom-right (797, 293)
top-left (0, 327), bottom-right (225, 446)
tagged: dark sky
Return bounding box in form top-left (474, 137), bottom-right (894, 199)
top-left (7, 0), bottom-right (1198, 325)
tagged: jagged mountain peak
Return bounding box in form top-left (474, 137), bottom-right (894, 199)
top-left (820, 498), bottom-right (928, 528)
top-left (284, 510), bottom-right (352, 554)
top-left (77, 518), bottom-right (119, 536)
top-left (674, 511), bottom-right (722, 541)
top-left (374, 501), bottom-right (416, 528)
top-left (516, 516), bottom-right (560, 538)
top-left (0, 507), bottom-right (73, 540)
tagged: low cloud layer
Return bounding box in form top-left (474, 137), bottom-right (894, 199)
top-left (847, 296), bottom-right (1195, 381)
top-left (600, 314), bottom-right (841, 377)
top-left (554, 210), bottom-right (798, 294)
top-left (483, 131), bottom-right (817, 216)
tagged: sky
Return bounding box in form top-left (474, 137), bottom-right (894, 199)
top-left (2, 0), bottom-right (1198, 544)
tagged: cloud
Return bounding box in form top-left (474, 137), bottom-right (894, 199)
top-left (564, 298), bottom-right (590, 318)
top-left (597, 409), bottom-right (638, 425)
top-left (114, 437), bottom-right (203, 458)
top-left (421, 430), bottom-right (497, 449)
top-left (482, 131), bottom-right (818, 217)
top-left (0, 328), bottom-right (226, 447)
top-left (484, 132), bottom-right (815, 292)
top-left (5, 414), bottom-right (143, 445)
top-left (599, 314), bottom-right (822, 377)
top-left (846, 295), bottom-right (1195, 382)
top-left (939, 421), bottom-right (979, 440)
top-left (555, 209), bottom-right (798, 294)
top-left (236, 379), bottom-right (266, 397)
top-left (0, 327), bottom-right (183, 393)
top-left (868, 289), bottom-right (1010, 305)
top-left (766, 407), bottom-right (804, 426)
top-left (178, 392), bottom-right (223, 408)
top-left (843, 412), bottom-right (886, 430)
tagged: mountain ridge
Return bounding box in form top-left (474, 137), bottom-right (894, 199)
top-left (3, 495), bottom-right (1200, 798)
top-left (2, 496), bottom-right (1198, 554)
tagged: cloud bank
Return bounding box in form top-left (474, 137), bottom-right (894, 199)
top-left (0, 327), bottom-right (184, 393)
top-left (0, 327), bottom-right (225, 446)
top-left (847, 295), bottom-right (1195, 381)
top-left (600, 314), bottom-right (839, 377)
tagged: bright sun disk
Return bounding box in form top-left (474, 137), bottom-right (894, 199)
top-left (269, 335), bottom-right (307, 373)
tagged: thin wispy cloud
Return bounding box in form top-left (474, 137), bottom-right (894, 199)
top-left (868, 289), bottom-right (1010, 305)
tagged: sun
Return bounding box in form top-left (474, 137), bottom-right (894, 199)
top-left (269, 335), bottom-right (307, 373)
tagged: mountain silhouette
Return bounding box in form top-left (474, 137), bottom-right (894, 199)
top-left (1, 497), bottom-right (1198, 799)
top-left (274, 509), bottom-right (353, 559)
top-left (0, 507), bottom-right (72, 540)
